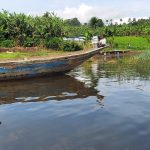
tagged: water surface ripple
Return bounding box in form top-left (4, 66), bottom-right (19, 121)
top-left (0, 55), bottom-right (150, 150)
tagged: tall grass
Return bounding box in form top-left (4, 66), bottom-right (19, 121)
top-left (119, 51), bottom-right (150, 78)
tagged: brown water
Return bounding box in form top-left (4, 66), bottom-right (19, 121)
top-left (0, 55), bottom-right (150, 150)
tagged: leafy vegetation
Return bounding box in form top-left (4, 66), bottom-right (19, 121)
top-left (62, 41), bottom-right (83, 51)
top-left (64, 18), bottom-right (81, 26)
top-left (45, 37), bottom-right (63, 50)
top-left (89, 17), bottom-right (104, 29)
top-left (0, 10), bottom-right (150, 51)
top-left (0, 40), bottom-right (15, 48)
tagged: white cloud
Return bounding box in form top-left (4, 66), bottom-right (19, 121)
top-left (56, 4), bottom-right (121, 23)
top-left (25, 2), bottom-right (150, 24)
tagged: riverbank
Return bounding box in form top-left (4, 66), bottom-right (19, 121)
top-left (0, 47), bottom-right (144, 63)
top-left (0, 46), bottom-right (109, 63)
top-left (0, 48), bottom-right (66, 60)
top-left (0, 36), bottom-right (149, 61)
top-left (0, 44), bottom-right (90, 61)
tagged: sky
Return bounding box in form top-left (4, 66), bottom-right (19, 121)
top-left (0, 0), bottom-right (150, 23)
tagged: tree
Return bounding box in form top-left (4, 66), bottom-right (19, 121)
top-left (97, 19), bottom-right (104, 27)
top-left (132, 18), bottom-right (137, 26)
top-left (106, 20), bottom-right (109, 25)
top-left (110, 19), bottom-right (113, 26)
top-left (120, 18), bottom-right (123, 24)
top-left (89, 17), bottom-right (98, 29)
top-left (89, 17), bottom-right (104, 29)
top-left (65, 18), bottom-right (81, 26)
top-left (128, 18), bottom-right (132, 24)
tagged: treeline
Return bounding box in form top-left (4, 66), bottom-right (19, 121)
top-left (0, 11), bottom-right (84, 50)
top-left (0, 11), bottom-right (63, 47)
top-left (0, 10), bottom-right (150, 49)
top-left (64, 17), bottom-right (150, 37)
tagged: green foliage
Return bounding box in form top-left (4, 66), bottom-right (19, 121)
top-left (89, 17), bottom-right (104, 29)
top-left (23, 37), bottom-right (40, 47)
top-left (0, 40), bottom-right (15, 48)
top-left (0, 10), bottom-right (150, 51)
top-left (107, 37), bottom-right (114, 48)
top-left (62, 41), bottom-right (83, 51)
top-left (145, 36), bottom-right (150, 43)
top-left (0, 10), bottom-right (64, 47)
top-left (65, 18), bottom-right (81, 26)
top-left (109, 36), bottom-right (150, 50)
top-left (45, 37), bottom-right (63, 50)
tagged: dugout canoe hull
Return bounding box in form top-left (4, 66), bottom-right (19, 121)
top-left (0, 46), bottom-right (107, 80)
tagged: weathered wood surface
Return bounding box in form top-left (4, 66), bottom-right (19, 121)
top-left (0, 46), bottom-right (107, 80)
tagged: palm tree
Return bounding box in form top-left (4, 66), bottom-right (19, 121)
top-left (120, 18), bottom-right (123, 24)
top-left (128, 18), bottom-right (132, 24)
top-left (110, 19), bottom-right (113, 25)
top-left (106, 20), bottom-right (109, 26)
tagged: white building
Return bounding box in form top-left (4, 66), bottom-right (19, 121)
top-left (63, 37), bottom-right (85, 42)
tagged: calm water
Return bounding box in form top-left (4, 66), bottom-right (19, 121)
top-left (0, 54), bottom-right (150, 150)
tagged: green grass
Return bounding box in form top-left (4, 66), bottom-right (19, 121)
top-left (0, 50), bottom-right (66, 59)
top-left (107, 36), bottom-right (150, 50)
top-left (1, 36), bottom-right (150, 59)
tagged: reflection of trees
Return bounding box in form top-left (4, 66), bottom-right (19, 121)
top-left (135, 53), bottom-right (150, 79)
top-left (79, 53), bottom-right (150, 87)
top-left (100, 55), bottom-right (150, 80)
top-left (81, 61), bottom-right (100, 88)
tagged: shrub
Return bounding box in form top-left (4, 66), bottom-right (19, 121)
top-left (23, 37), bottom-right (40, 47)
top-left (0, 40), bottom-right (15, 48)
top-left (37, 37), bottom-right (83, 51)
top-left (62, 41), bottom-right (83, 51)
top-left (45, 37), bottom-right (63, 50)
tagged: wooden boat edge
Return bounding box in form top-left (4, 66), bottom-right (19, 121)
top-left (0, 46), bottom-right (108, 64)
top-left (0, 46), bottom-right (108, 80)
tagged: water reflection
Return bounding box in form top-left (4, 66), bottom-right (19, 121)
top-left (0, 53), bottom-right (150, 150)
top-left (0, 75), bottom-right (104, 105)
top-left (72, 54), bottom-right (150, 88)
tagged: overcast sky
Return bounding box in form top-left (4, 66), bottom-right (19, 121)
top-left (0, 0), bottom-right (150, 23)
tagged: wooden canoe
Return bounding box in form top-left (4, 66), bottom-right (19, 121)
top-left (0, 46), bottom-right (107, 80)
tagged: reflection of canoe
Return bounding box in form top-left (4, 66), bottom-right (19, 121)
top-left (0, 46), bottom-right (107, 80)
top-left (0, 75), bottom-right (98, 105)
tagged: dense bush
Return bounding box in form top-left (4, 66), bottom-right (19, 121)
top-left (45, 37), bottom-right (63, 50)
top-left (45, 38), bottom-right (83, 51)
top-left (0, 11), bottom-right (64, 48)
top-left (62, 41), bottom-right (83, 51)
top-left (23, 37), bottom-right (40, 47)
top-left (0, 40), bottom-right (15, 48)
